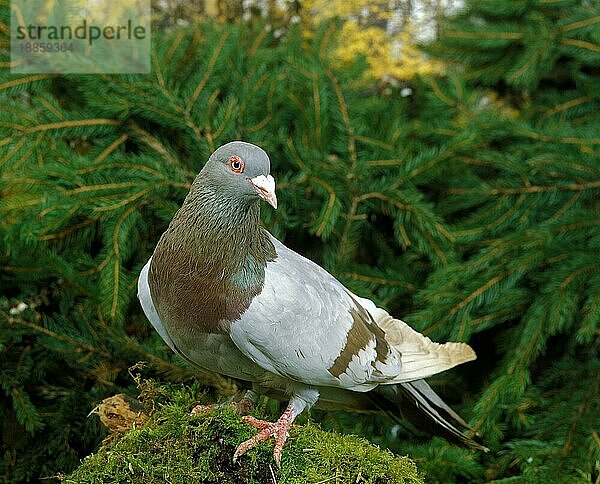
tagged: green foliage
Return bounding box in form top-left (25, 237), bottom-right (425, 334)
top-left (429, 0), bottom-right (600, 91)
top-left (1, 0), bottom-right (599, 482)
top-left (63, 381), bottom-right (423, 483)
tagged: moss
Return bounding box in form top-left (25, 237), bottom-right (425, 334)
top-left (64, 382), bottom-right (423, 483)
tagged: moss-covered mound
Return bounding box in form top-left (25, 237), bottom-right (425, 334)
top-left (63, 383), bottom-right (423, 483)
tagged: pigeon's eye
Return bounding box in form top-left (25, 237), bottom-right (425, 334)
top-left (229, 155), bottom-right (244, 174)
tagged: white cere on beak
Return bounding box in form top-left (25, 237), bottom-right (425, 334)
top-left (250, 174), bottom-right (277, 209)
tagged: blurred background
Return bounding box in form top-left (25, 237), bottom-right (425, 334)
top-left (1, 0), bottom-right (599, 481)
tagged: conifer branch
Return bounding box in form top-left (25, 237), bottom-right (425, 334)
top-left (93, 189), bottom-right (153, 212)
top-left (187, 29), bottom-right (230, 110)
top-left (0, 137), bottom-right (26, 167)
top-left (423, 230), bottom-right (447, 265)
top-left (38, 219), bottom-right (96, 241)
top-left (110, 200), bottom-right (147, 318)
top-left (0, 74), bottom-right (56, 90)
top-left (93, 134), bottom-right (128, 163)
top-left (353, 135), bottom-right (394, 151)
top-left (310, 177), bottom-right (337, 237)
top-left (561, 16), bottom-right (600, 32)
top-left (337, 198), bottom-right (359, 262)
top-left (516, 127), bottom-right (600, 145)
top-left (447, 180), bottom-right (600, 195)
top-left (543, 96), bottom-right (594, 118)
top-left (366, 159), bottom-right (406, 167)
top-left (248, 28), bottom-right (268, 57)
top-left (76, 162), bottom-right (164, 178)
top-left (548, 193), bottom-right (581, 222)
top-left (561, 38), bottom-right (600, 52)
top-left (355, 192), bottom-right (411, 210)
top-left (326, 69), bottom-right (357, 167)
top-left (444, 31), bottom-right (524, 40)
top-left (4, 313), bottom-right (111, 358)
top-left (562, 377), bottom-right (598, 455)
top-left (343, 272), bottom-right (415, 289)
top-left (24, 119), bottom-right (119, 134)
top-left (38, 96), bottom-right (64, 119)
top-left (429, 78), bottom-right (456, 106)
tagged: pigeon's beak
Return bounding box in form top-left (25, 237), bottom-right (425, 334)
top-left (249, 174), bottom-right (277, 209)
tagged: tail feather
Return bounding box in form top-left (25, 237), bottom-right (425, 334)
top-left (371, 380), bottom-right (489, 452)
top-left (352, 294), bottom-right (477, 382)
top-left (378, 314), bottom-right (477, 382)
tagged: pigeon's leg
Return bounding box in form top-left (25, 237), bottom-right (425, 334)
top-left (191, 390), bottom-right (258, 416)
top-left (233, 402), bottom-right (295, 467)
top-left (234, 390), bottom-right (317, 467)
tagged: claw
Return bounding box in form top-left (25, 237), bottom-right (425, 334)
top-left (233, 404), bottom-right (294, 467)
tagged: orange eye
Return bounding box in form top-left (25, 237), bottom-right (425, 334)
top-left (229, 155), bottom-right (244, 174)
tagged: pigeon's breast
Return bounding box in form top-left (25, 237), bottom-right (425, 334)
top-left (148, 257), bottom-right (257, 336)
top-left (139, 258), bottom-right (286, 385)
top-left (146, 235), bottom-right (269, 341)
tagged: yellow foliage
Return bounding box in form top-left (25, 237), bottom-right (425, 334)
top-left (334, 20), bottom-right (442, 81)
top-left (301, 0), bottom-right (442, 81)
top-left (302, 0), bottom-right (386, 19)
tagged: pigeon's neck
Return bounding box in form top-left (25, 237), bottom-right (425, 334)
top-left (148, 185), bottom-right (276, 336)
top-left (177, 185), bottom-right (268, 262)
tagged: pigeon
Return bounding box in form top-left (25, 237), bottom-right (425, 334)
top-left (138, 141), bottom-right (487, 466)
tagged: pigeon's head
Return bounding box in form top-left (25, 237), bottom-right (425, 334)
top-left (200, 141), bottom-right (277, 209)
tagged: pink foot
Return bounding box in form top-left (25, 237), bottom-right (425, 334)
top-left (233, 405), bottom-right (294, 467)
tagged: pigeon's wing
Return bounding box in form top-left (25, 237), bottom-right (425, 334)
top-left (229, 234), bottom-right (477, 392)
top-left (228, 235), bottom-right (404, 392)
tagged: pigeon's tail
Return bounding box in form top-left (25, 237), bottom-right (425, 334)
top-left (370, 380), bottom-right (489, 452)
top-left (350, 293), bottom-right (477, 382)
